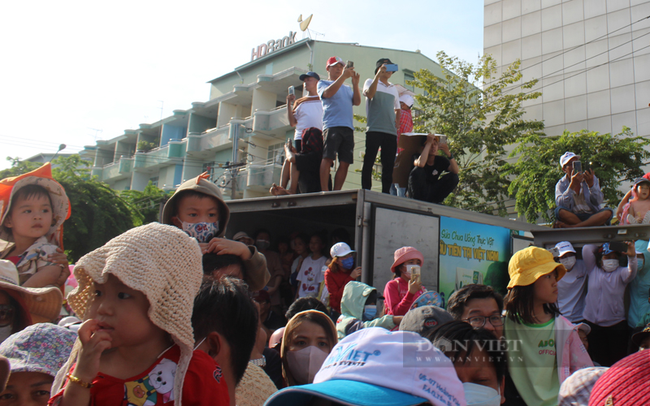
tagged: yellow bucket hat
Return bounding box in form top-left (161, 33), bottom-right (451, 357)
top-left (507, 246), bottom-right (566, 288)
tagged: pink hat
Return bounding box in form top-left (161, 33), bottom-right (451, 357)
top-left (589, 350), bottom-right (650, 405)
top-left (326, 56), bottom-right (344, 68)
top-left (391, 246), bottom-right (424, 273)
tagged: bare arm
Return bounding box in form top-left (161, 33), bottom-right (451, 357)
top-left (351, 72), bottom-right (361, 106)
top-left (364, 65), bottom-right (385, 99)
top-left (617, 189), bottom-right (633, 220)
top-left (322, 67), bottom-right (354, 99)
top-left (22, 265), bottom-right (61, 288)
top-left (395, 109), bottom-right (401, 132)
top-left (286, 94), bottom-right (297, 127)
top-left (439, 143), bottom-right (459, 175)
top-left (414, 135), bottom-right (435, 168)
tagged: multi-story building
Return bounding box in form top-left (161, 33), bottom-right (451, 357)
top-left (484, 0), bottom-right (650, 139)
top-left (81, 37), bottom-right (447, 197)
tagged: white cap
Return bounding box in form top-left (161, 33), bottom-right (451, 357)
top-left (555, 241), bottom-right (576, 257)
top-left (330, 242), bottom-right (354, 258)
top-left (560, 152), bottom-right (580, 167)
top-left (577, 322), bottom-right (591, 335)
top-left (399, 94), bottom-right (414, 108)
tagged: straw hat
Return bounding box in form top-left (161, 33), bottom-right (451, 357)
top-left (507, 246), bottom-right (566, 288)
top-left (54, 222), bottom-right (203, 406)
top-left (0, 259), bottom-right (63, 324)
top-left (0, 163), bottom-right (71, 247)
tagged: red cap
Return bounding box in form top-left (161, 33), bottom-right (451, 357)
top-left (588, 350), bottom-right (650, 405)
top-left (326, 56), bottom-right (344, 68)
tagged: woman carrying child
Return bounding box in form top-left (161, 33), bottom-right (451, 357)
top-left (582, 241), bottom-right (637, 366)
top-left (0, 163), bottom-right (71, 288)
top-left (504, 246), bottom-right (592, 406)
top-left (383, 246), bottom-right (426, 316)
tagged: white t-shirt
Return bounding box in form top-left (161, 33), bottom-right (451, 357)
top-left (557, 259), bottom-right (588, 323)
top-left (294, 97), bottom-right (323, 140)
top-left (296, 255), bottom-right (328, 298)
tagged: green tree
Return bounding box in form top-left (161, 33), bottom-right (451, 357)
top-left (0, 157), bottom-right (40, 178)
top-left (410, 51), bottom-right (544, 215)
top-left (120, 182), bottom-right (173, 225)
top-left (505, 128), bottom-right (650, 223)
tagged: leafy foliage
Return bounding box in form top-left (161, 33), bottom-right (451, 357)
top-left (409, 51), bottom-right (544, 215)
top-left (120, 182), bottom-right (173, 225)
top-left (505, 128), bottom-right (650, 223)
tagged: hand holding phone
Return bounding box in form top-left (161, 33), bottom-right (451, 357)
top-left (385, 63), bottom-right (398, 72)
top-left (573, 160), bottom-right (582, 173)
top-left (288, 86), bottom-right (295, 96)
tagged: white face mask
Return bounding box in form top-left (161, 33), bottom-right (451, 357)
top-left (463, 382), bottom-right (501, 406)
top-left (560, 256), bottom-right (576, 271)
top-left (602, 259), bottom-right (619, 272)
top-left (0, 325), bottom-right (12, 343)
top-left (286, 346), bottom-right (329, 385)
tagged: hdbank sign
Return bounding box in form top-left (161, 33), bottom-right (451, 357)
top-left (251, 31), bottom-right (297, 61)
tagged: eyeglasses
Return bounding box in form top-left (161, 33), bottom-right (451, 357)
top-left (464, 315), bottom-right (504, 328)
top-left (0, 305), bottom-right (15, 327)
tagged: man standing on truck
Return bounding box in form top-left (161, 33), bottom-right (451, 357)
top-left (361, 58), bottom-right (401, 194)
top-left (318, 56), bottom-right (361, 192)
top-left (554, 152), bottom-right (612, 228)
top-left (408, 134), bottom-right (459, 204)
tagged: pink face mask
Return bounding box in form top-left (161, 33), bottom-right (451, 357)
top-left (286, 346), bottom-right (329, 384)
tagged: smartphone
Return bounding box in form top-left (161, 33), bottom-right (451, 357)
top-left (288, 86), bottom-right (295, 96)
top-left (385, 63), bottom-right (399, 72)
top-left (573, 160), bottom-right (582, 173)
top-left (346, 60), bottom-right (354, 68)
top-left (411, 265), bottom-right (421, 283)
top-left (610, 241), bottom-right (628, 252)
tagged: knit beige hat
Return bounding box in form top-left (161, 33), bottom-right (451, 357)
top-left (53, 222), bottom-right (203, 406)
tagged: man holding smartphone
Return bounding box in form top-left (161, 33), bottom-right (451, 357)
top-left (361, 58), bottom-right (401, 194)
top-left (318, 56), bottom-right (361, 191)
top-left (555, 151), bottom-right (613, 227)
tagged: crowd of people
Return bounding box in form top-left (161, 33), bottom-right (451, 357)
top-left (2, 121), bottom-right (650, 404)
top-left (270, 55), bottom-right (460, 205)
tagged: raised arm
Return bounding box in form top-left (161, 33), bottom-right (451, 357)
top-left (286, 94), bottom-right (297, 127)
top-left (622, 241), bottom-right (638, 284)
top-left (321, 66), bottom-right (355, 99)
top-left (582, 244), bottom-right (598, 273)
top-left (414, 135), bottom-right (435, 168)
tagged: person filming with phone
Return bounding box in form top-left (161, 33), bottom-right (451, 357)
top-left (383, 246), bottom-right (426, 316)
top-left (408, 134), bottom-right (459, 204)
top-left (554, 152), bottom-right (613, 228)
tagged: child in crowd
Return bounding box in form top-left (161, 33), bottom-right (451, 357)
top-left (383, 246), bottom-right (426, 316)
top-left (295, 233), bottom-right (327, 299)
top-left (504, 246), bottom-right (592, 406)
top-left (324, 242), bottom-right (360, 317)
top-left (0, 163), bottom-right (71, 287)
top-left (582, 242), bottom-right (637, 366)
top-left (50, 223), bottom-right (230, 406)
top-left (625, 177), bottom-right (650, 224)
top-left (337, 281), bottom-right (402, 339)
top-left (289, 234), bottom-right (310, 295)
top-left (161, 172), bottom-right (269, 292)
top-left (0, 323), bottom-right (77, 406)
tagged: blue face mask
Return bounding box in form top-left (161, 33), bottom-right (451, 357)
top-left (180, 221), bottom-right (219, 243)
top-left (363, 305), bottom-right (377, 321)
top-left (341, 257), bottom-right (355, 270)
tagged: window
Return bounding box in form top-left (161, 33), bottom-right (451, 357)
top-left (149, 177), bottom-right (159, 187)
top-left (403, 70), bottom-right (415, 91)
top-left (267, 142), bottom-right (285, 165)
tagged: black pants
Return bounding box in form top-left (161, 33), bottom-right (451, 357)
top-left (362, 131), bottom-right (397, 194)
top-left (408, 167), bottom-right (459, 203)
top-left (586, 320), bottom-right (630, 366)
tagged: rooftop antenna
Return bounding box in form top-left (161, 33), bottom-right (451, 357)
top-left (88, 128), bottom-right (103, 141)
top-left (298, 14), bottom-right (314, 39)
top-left (159, 101), bottom-right (164, 121)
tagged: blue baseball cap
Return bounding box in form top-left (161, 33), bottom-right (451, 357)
top-left (299, 71), bottom-right (320, 81)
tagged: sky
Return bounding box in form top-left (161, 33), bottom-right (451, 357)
top-left (0, 0), bottom-right (484, 170)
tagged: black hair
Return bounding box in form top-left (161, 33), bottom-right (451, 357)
top-left (504, 283), bottom-right (561, 325)
top-left (202, 253), bottom-right (244, 276)
top-left (365, 290), bottom-right (378, 306)
top-left (275, 235), bottom-right (291, 252)
top-left (192, 277), bottom-right (258, 385)
top-left (285, 297), bottom-right (328, 321)
top-left (169, 190), bottom-right (219, 217)
top-left (254, 228), bottom-right (271, 240)
top-left (309, 231), bottom-right (326, 255)
top-left (447, 284), bottom-right (504, 320)
top-left (330, 228), bottom-right (351, 245)
top-left (427, 321), bottom-right (506, 383)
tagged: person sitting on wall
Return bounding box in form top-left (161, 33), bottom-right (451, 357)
top-left (407, 134), bottom-right (459, 204)
top-left (554, 152), bottom-right (613, 228)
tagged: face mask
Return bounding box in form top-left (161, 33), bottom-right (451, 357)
top-left (363, 305), bottom-right (377, 321)
top-left (401, 271), bottom-right (411, 279)
top-left (405, 264), bottom-right (419, 273)
top-left (286, 346), bottom-right (329, 385)
top-left (560, 256), bottom-right (576, 271)
top-left (180, 221), bottom-right (219, 243)
top-left (463, 382), bottom-right (501, 406)
top-left (341, 257), bottom-right (354, 270)
top-left (255, 239), bottom-right (270, 251)
top-left (0, 325), bottom-right (12, 343)
top-left (602, 259), bottom-right (619, 272)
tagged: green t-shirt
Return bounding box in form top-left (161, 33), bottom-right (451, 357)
top-left (505, 316), bottom-right (559, 406)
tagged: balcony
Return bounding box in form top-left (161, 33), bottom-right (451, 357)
top-left (186, 126), bottom-right (231, 157)
top-left (246, 161), bottom-right (282, 192)
top-left (119, 157), bottom-right (134, 174)
top-left (102, 162), bottom-right (120, 180)
top-left (134, 145), bottom-right (182, 171)
top-left (252, 106), bottom-right (289, 139)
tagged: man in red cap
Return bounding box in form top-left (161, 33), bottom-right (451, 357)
top-left (317, 56), bottom-right (361, 191)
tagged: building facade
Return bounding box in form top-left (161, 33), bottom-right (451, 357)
top-left (81, 38), bottom-right (446, 198)
top-left (484, 0), bottom-right (650, 139)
